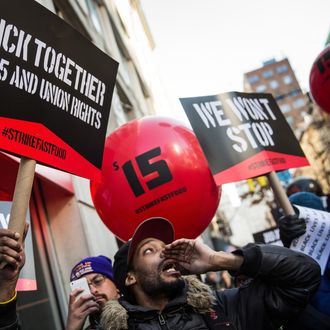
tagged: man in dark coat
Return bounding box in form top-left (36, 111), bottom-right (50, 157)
top-left (101, 217), bottom-right (321, 330)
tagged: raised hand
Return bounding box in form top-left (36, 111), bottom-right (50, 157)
top-left (162, 238), bottom-right (218, 274)
top-left (66, 289), bottom-right (99, 330)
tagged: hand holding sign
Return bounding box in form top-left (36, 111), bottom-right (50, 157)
top-left (0, 224), bottom-right (27, 301)
top-left (278, 213), bottom-right (306, 247)
top-left (0, 157), bottom-right (35, 270)
top-left (90, 116), bottom-right (221, 242)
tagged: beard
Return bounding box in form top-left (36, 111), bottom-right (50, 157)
top-left (137, 269), bottom-right (185, 298)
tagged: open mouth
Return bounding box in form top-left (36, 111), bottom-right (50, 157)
top-left (161, 261), bottom-right (181, 275)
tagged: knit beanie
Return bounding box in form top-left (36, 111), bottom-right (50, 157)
top-left (70, 255), bottom-right (113, 281)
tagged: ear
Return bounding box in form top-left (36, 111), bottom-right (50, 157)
top-left (125, 272), bottom-right (137, 287)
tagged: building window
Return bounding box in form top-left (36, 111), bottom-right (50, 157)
top-left (269, 80), bottom-right (279, 89)
top-left (283, 75), bottom-right (292, 84)
top-left (293, 98), bottom-right (305, 108)
top-left (280, 104), bottom-right (291, 113)
top-left (263, 58), bottom-right (276, 66)
top-left (77, 0), bottom-right (89, 15)
top-left (248, 75), bottom-right (259, 84)
top-left (86, 0), bottom-right (103, 33)
top-left (256, 84), bottom-right (266, 92)
top-left (276, 64), bottom-right (288, 74)
top-left (275, 94), bottom-right (285, 101)
top-left (116, 83), bottom-right (133, 114)
top-left (111, 91), bottom-right (127, 126)
top-left (262, 69), bottom-right (273, 78)
top-left (286, 116), bottom-right (294, 125)
top-left (289, 89), bottom-right (301, 97)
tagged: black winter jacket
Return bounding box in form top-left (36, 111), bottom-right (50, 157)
top-left (100, 244), bottom-right (321, 330)
top-left (86, 315), bottom-right (103, 330)
top-left (0, 299), bottom-right (19, 330)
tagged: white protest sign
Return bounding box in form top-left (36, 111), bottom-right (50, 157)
top-left (290, 205), bottom-right (330, 274)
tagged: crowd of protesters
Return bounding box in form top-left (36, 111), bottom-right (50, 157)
top-left (1, 176), bottom-right (330, 329)
top-left (0, 213), bottom-right (326, 330)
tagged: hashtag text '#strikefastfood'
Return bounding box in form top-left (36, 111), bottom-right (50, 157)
top-left (2, 127), bottom-right (66, 159)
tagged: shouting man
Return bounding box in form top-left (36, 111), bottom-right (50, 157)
top-left (100, 217), bottom-right (320, 330)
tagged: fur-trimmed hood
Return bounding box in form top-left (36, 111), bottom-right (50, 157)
top-left (100, 276), bottom-right (215, 330)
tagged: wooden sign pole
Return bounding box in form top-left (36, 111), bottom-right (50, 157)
top-left (266, 171), bottom-right (295, 216)
top-left (8, 157), bottom-right (37, 239)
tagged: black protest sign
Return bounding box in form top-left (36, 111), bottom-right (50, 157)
top-left (0, 0), bottom-right (118, 180)
top-left (0, 201), bottom-right (36, 290)
top-left (180, 92), bottom-right (308, 185)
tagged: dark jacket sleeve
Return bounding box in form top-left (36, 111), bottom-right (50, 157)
top-left (0, 298), bottom-right (19, 330)
top-left (217, 244), bottom-right (321, 330)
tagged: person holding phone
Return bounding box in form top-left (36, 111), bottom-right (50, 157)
top-left (67, 255), bottom-right (120, 330)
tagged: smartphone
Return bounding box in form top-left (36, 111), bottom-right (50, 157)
top-left (70, 277), bottom-right (91, 300)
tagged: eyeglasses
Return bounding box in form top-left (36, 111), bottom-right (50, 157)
top-left (87, 275), bottom-right (106, 288)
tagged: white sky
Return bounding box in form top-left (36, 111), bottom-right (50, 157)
top-left (140, 0), bottom-right (330, 120)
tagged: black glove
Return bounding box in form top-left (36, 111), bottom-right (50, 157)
top-left (278, 214), bottom-right (306, 248)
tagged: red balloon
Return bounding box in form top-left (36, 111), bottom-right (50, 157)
top-left (309, 45), bottom-right (330, 114)
top-left (90, 116), bottom-right (221, 242)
